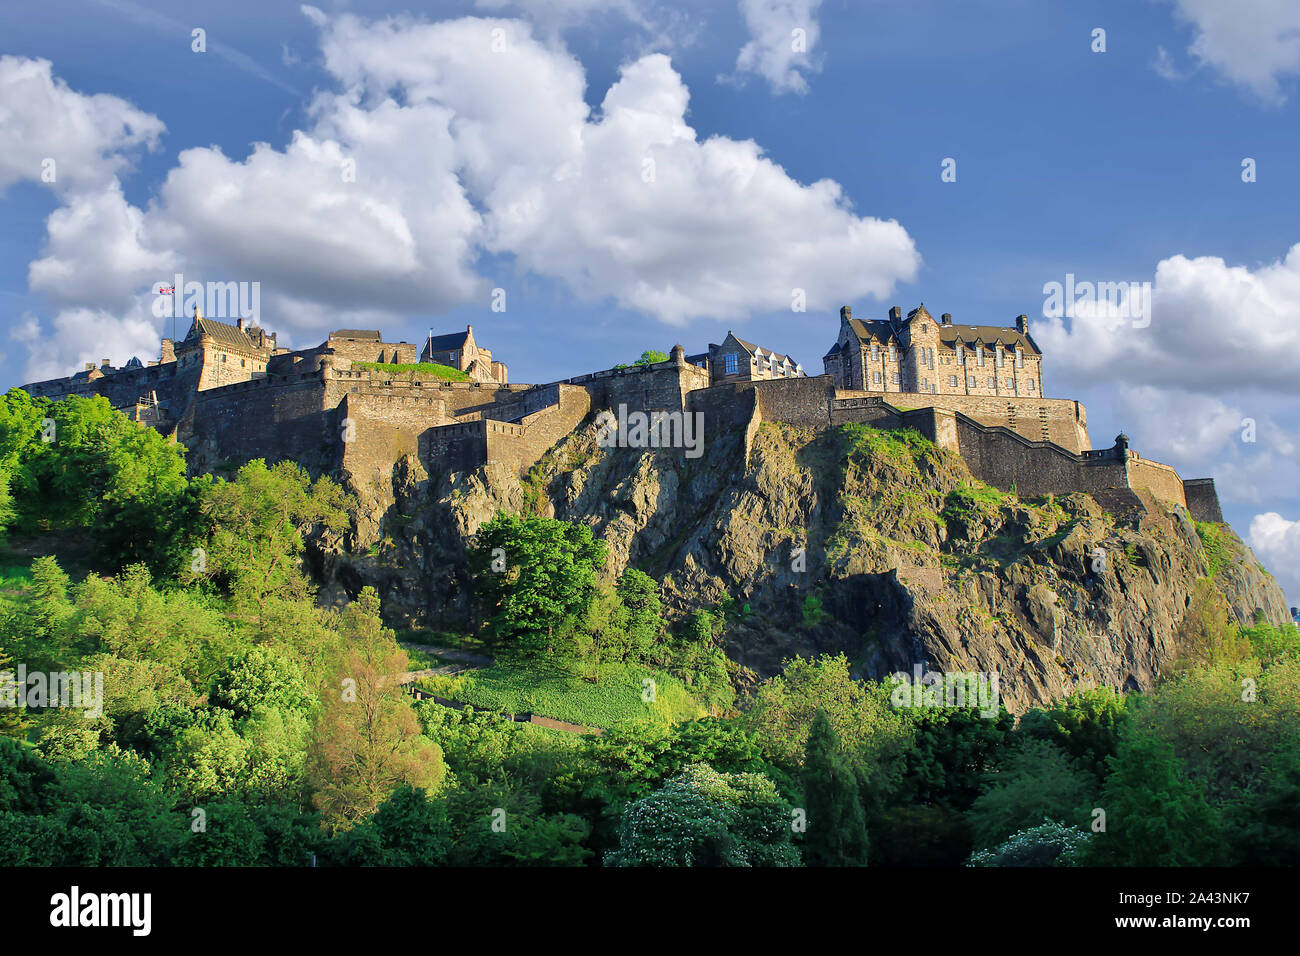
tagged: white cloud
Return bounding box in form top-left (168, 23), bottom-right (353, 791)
top-left (1248, 512), bottom-right (1300, 606)
top-left (13, 302), bottom-right (162, 384)
top-left (1036, 244), bottom-right (1300, 394)
top-left (725, 0), bottom-right (823, 94)
top-left (5, 10), bottom-right (920, 377)
top-left (1160, 0), bottom-right (1300, 103)
top-left (0, 56), bottom-right (162, 195)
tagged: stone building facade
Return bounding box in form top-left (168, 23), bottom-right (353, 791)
top-left (422, 325), bottom-right (507, 384)
top-left (824, 304), bottom-right (1043, 399)
top-left (687, 332), bottom-right (805, 386)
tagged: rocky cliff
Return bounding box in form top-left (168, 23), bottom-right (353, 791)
top-left (321, 415), bottom-right (1290, 713)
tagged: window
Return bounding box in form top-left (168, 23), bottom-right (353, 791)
top-left (871, 343), bottom-right (879, 361)
top-left (997, 349), bottom-right (1004, 367)
top-left (949, 375), bottom-right (958, 387)
top-left (873, 371), bottom-right (881, 384)
top-left (921, 378), bottom-right (928, 389)
top-left (888, 345), bottom-right (896, 362)
top-left (1005, 379), bottom-right (1013, 389)
top-left (988, 377), bottom-right (996, 388)
top-left (958, 348), bottom-right (965, 365)
top-left (1015, 348), bottom-right (1023, 368)
top-left (1028, 378), bottom-right (1036, 390)
top-left (724, 353), bottom-right (738, 375)
top-left (892, 372), bottom-right (900, 385)
top-left (967, 375), bottom-right (976, 387)
top-left (240, 358), bottom-right (245, 368)
top-left (976, 345), bottom-right (984, 367)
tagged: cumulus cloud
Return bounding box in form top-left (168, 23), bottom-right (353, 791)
top-left (1035, 244), bottom-right (1300, 394)
top-left (1159, 0), bottom-right (1300, 103)
top-left (0, 55), bottom-right (162, 195)
top-left (5, 9), bottom-right (919, 377)
top-left (1248, 512), bottom-right (1300, 606)
top-left (725, 0), bottom-right (823, 94)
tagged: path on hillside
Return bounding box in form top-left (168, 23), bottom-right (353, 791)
top-left (393, 644), bottom-right (602, 736)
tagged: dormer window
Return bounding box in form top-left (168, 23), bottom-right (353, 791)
top-left (888, 345), bottom-right (896, 362)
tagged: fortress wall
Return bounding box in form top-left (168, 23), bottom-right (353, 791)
top-left (1183, 478), bottom-right (1225, 523)
top-left (479, 385), bottom-right (593, 475)
top-left (424, 421), bottom-right (489, 475)
top-left (185, 373), bottom-right (333, 474)
top-left (1126, 457), bottom-right (1188, 510)
top-left (687, 384), bottom-right (761, 460)
top-left (952, 415), bottom-right (1127, 498)
top-left (327, 339), bottom-right (419, 365)
top-left (322, 370), bottom-right (528, 419)
top-left (746, 375), bottom-right (835, 427)
top-left (554, 360), bottom-right (710, 414)
top-left (338, 391), bottom-right (454, 494)
top-left (831, 392), bottom-right (1089, 452)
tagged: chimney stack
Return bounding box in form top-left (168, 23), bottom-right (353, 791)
top-left (237, 316), bottom-right (246, 330)
top-left (941, 312), bottom-right (952, 325)
top-left (888, 305), bottom-right (901, 322)
top-left (840, 305), bottom-right (852, 322)
top-left (1016, 314), bottom-right (1028, 334)
top-left (101, 358), bottom-right (110, 368)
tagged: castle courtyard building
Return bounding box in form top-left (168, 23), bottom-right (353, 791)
top-left (824, 304), bottom-right (1042, 398)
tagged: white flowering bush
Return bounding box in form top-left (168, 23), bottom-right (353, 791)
top-left (605, 763), bottom-right (802, 866)
top-left (967, 819), bottom-right (1091, 867)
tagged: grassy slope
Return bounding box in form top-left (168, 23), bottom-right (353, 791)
top-left (353, 361), bottom-right (471, 382)
top-left (428, 659), bottom-right (704, 730)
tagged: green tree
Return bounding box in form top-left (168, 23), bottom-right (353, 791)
top-left (745, 654), bottom-right (909, 774)
top-left (196, 459), bottom-right (352, 623)
top-left (966, 739), bottom-right (1095, 850)
top-left (307, 590), bottom-right (445, 830)
top-left (1085, 729), bottom-right (1223, 866)
top-left (801, 711), bottom-right (869, 866)
top-left (468, 513), bottom-right (606, 658)
top-left (632, 350), bottom-right (669, 367)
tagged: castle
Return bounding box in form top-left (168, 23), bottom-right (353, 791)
top-left (18, 302), bottom-right (1224, 525)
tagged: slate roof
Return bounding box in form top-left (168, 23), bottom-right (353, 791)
top-left (183, 316), bottom-right (263, 351)
top-left (424, 330), bottom-right (470, 353)
top-left (940, 325), bottom-right (1039, 354)
top-left (729, 334), bottom-right (799, 368)
top-left (839, 308), bottom-right (1041, 356)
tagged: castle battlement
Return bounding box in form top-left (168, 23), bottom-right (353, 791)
top-left (13, 301), bottom-right (1224, 526)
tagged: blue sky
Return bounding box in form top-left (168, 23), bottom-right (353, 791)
top-left (2, 0), bottom-right (1299, 601)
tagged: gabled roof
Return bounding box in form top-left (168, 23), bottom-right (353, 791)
top-left (846, 319), bottom-right (903, 347)
top-left (941, 325), bottom-right (1039, 354)
top-left (424, 330), bottom-right (470, 353)
top-left (728, 333), bottom-right (798, 367)
top-left (183, 316), bottom-right (264, 351)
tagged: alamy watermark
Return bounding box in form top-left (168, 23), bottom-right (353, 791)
top-left (888, 665), bottom-right (1001, 718)
top-left (1042, 273), bottom-right (1151, 328)
top-left (0, 665), bottom-right (103, 719)
top-left (153, 273), bottom-right (261, 322)
top-left (595, 404), bottom-right (705, 459)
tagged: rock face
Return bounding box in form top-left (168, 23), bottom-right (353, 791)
top-left (324, 417), bottom-right (1290, 712)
